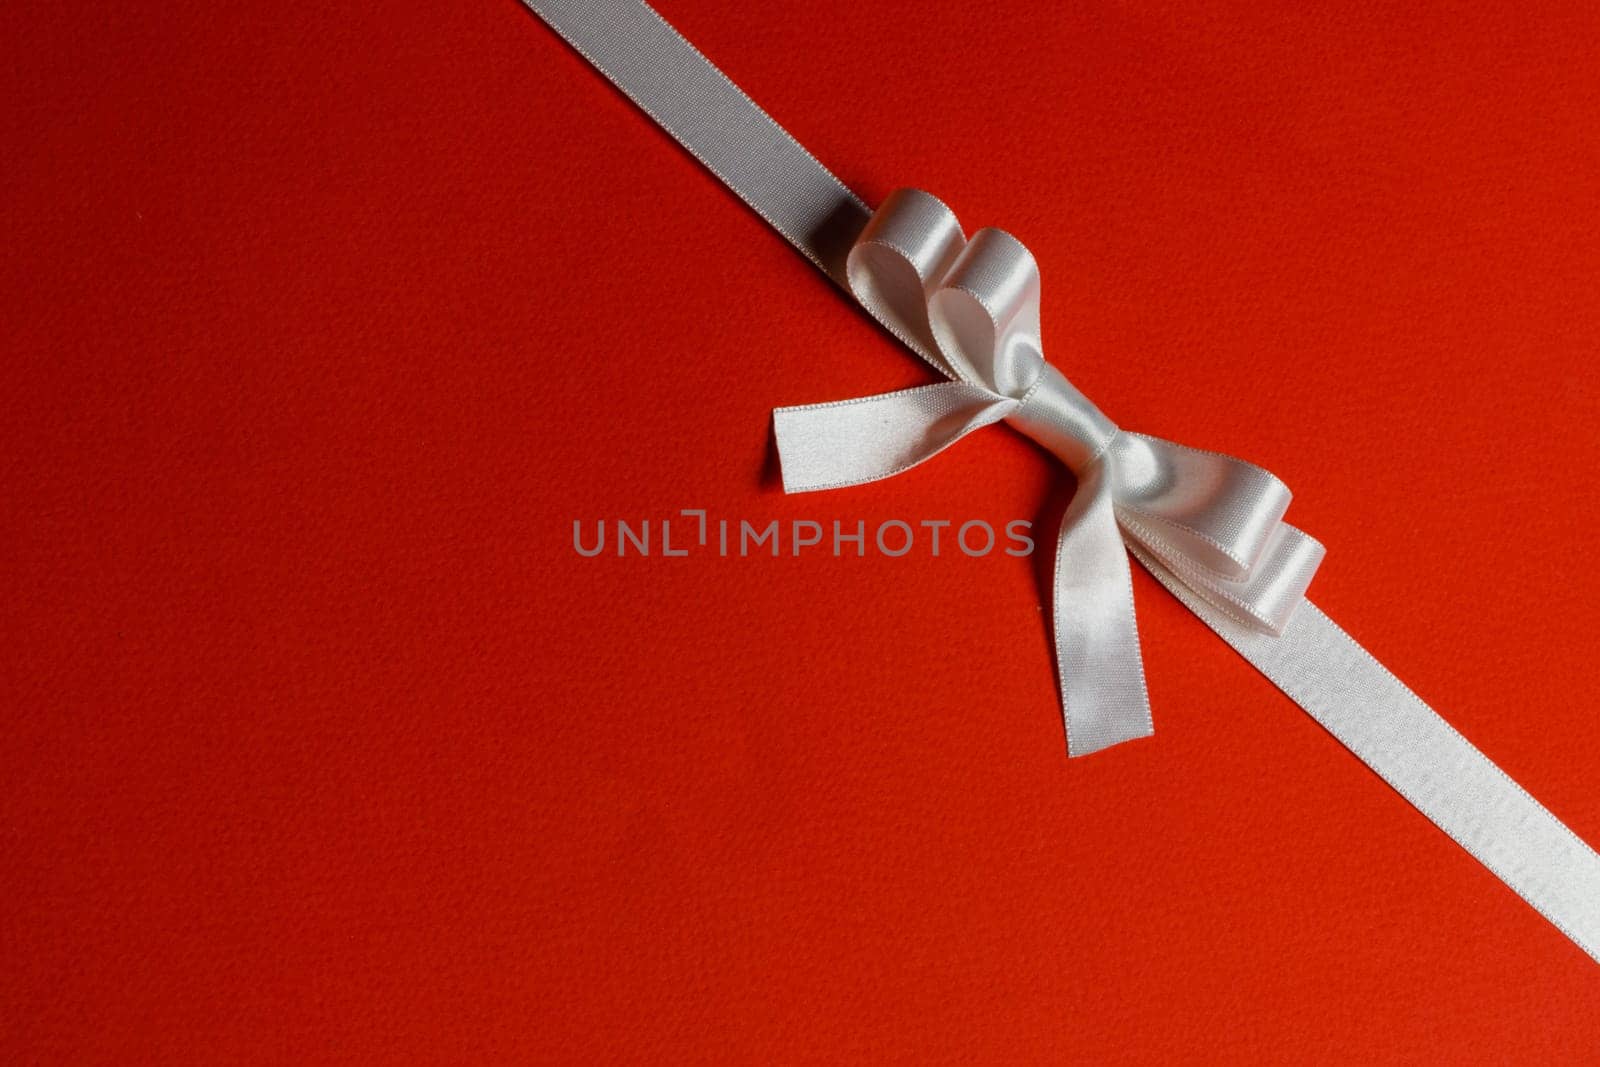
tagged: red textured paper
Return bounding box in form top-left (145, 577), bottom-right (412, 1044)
top-left (4, 0), bottom-right (1599, 1060)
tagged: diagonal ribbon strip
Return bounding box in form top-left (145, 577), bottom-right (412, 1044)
top-left (521, 0), bottom-right (1600, 963)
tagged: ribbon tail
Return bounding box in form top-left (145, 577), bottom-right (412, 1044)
top-left (1054, 463), bottom-right (1154, 756)
top-left (773, 381), bottom-right (1010, 493)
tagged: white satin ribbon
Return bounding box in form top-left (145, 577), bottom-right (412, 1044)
top-left (522, 0), bottom-right (1600, 964)
top-left (773, 188), bottom-right (1325, 755)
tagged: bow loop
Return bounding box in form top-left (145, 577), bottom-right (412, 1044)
top-left (1109, 434), bottom-right (1291, 577)
top-left (844, 191), bottom-right (1047, 403)
top-left (844, 189), bottom-right (965, 376)
top-left (928, 228), bottom-right (1044, 398)
top-left (1106, 433), bottom-right (1324, 634)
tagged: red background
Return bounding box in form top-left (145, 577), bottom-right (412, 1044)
top-left (5, 0), bottom-right (1600, 1060)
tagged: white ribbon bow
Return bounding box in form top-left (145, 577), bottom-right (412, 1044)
top-left (775, 189), bottom-right (1325, 755)
top-left (530, 0), bottom-right (1600, 960)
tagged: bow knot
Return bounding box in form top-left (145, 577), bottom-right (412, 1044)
top-left (775, 189), bottom-right (1324, 755)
